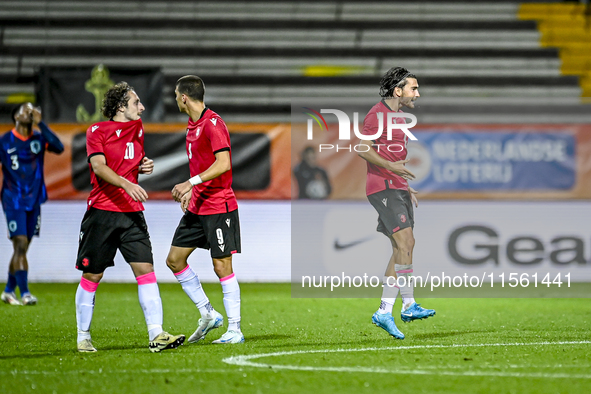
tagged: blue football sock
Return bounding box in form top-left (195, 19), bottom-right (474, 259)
top-left (4, 273), bottom-right (17, 293)
top-left (14, 270), bottom-right (29, 296)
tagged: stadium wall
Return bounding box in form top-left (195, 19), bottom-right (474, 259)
top-left (4, 122), bottom-right (591, 201)
top-left (0, 122), bottom-right (292, 200)
top-left (293, 200), bottom-right (591, 287)
top-left (0, 201), bottom-right (291, 283)
top-left (1, 200), bottom-right (589, 284)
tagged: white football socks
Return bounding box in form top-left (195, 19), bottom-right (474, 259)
top-left (378, 276), bottom-right (400, 314)
top-left (220, 273), bottom-right (241, 331)
top-left (76, 278), bottom-right (98, 342)
top-left (395, 264), bottom-right (416, 310)
top-left (174, 265), bottom-right (214, 318)
top-left (136, 272), bottom-right (163, 341)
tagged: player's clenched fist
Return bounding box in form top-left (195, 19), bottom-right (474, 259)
top-left (139, 157), bottom-right (154, 175)
top-left (172, 180), bottom-right (192, 202)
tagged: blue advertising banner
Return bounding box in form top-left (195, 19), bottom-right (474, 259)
top-left (407, 132), bottom-right (576, 191)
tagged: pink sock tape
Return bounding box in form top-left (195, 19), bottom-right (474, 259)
top-left (80, 277), bottom-right (99, 292)
top-left (136, 272), bottom-right (157, 285)
top-left (220, 273), bottom-right (235, 282)
top-left (174, 265), bottom-right (190, 276)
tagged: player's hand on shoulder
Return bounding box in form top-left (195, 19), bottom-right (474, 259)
top-left (386, 158), bottom-right (415, 181)
top-left (123, 181), bottom-right (149, 203)
top-left (172, 180), bottom-right (192, 202)
top-left (180, 189), bottom-right (192, 213)
top-left (139, 157), bottom-right (154, 175)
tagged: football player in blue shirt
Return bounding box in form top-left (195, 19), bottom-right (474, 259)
top-left (0, 103), bottom-right (64, 305)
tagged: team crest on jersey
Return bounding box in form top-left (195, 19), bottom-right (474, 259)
top-left (30, 140), bottom-right (41, 154)
top-left (210, 118), bottom-right (217, 126)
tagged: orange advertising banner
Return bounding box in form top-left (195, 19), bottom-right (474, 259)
top-left (0, 123), bottom-right (291, 201)
top-left (3, 122), bottom-right (591, 201)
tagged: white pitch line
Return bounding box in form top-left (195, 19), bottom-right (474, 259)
top-left (223, 341), bottom-right (591, 379)
top-left (3, 341), bottom-right (590, 379)
top-left (0, 368), bottom-right (234, 376)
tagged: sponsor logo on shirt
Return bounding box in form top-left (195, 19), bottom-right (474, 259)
top-left (91, 125), bottom-right (99, 132)
top-left (210, 118), bottom-right (217, 126)
top-left (7, 147), bottom-right (16, 154)
top-left (115, 129), bottom-right (122, 137)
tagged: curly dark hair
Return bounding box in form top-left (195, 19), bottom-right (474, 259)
top-left (101, 82), bottom-right (134, 119)
top-left (379, 67), bottom-right (416, 98)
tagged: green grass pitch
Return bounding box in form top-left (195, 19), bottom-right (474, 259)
top-left (1, 283), bottom-right (590, 394)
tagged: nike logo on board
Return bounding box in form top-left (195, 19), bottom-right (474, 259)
top-left (333, 236), bottom-right (374, 250)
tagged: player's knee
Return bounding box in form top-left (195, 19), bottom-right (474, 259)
top-left (405, 235), bottom-right (415, 250)
top-left (165, 255), bottom-right (182, 272)
top-left (12, 236), bottom-right (28, 255)
top-left (395, 233), bottom-right (415, 254)
top-left (213, 258), bottom-right (232, 278)
top-left (131, 263), bottom-right (154, 277)
top-left (213, 266), bottom-right (231, 278)
top-left (402, 237), bottom-right (415, 253)
top-left (392, 230), bottom-right (415, 251)
top-left (83, 272), bottom-right (103, 283)
top-left (165, 256), bottom-right (176, 270)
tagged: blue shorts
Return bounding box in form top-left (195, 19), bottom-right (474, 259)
top-left (3, 205), bottom-right (41, 239)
